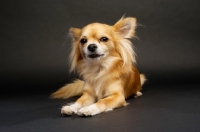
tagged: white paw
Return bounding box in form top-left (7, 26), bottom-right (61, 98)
top-left (61, 106), bottom-right (78, 115)
top-left (134, 91), bottom-right (142, 98)
top-left (61, 103), bottom-right (81, 115)
top-left (77, 104), bottom-right (100, 116)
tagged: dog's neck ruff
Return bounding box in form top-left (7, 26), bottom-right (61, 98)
top-left (78, 56), bottom-right (120, 80)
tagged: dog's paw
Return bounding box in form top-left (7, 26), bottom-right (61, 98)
top-left (61, 105), bottom-right (78, 115)
top-left (134, 91), bottom-right (142, 98)
top-left (77, 104), bottom-right (100, 116)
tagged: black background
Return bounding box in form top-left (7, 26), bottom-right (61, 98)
top-left (1, 1), bottom-right (200, 132)
top-left (1, 0), bottom-right (200, 94)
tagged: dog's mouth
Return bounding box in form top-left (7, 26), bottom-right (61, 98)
top-left (87, 54), bottom-right (104, 59)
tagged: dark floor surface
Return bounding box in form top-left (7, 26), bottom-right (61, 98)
top-left (0, 83), bottom-right (200, 132)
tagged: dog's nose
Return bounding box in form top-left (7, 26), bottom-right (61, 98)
top-left (87, 44), bottom-right (97, 52)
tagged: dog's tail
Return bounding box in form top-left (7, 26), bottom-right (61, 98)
top-left (140, 74), bottom-right (146, 86)
top-left (50, 79), bottom-right (84, 99)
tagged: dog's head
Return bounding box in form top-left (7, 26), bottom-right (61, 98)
top-left (69, 17), bottom-right (137, 72)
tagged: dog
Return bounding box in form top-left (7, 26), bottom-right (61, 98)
top-left (51, 17), bottom-right (146, 116)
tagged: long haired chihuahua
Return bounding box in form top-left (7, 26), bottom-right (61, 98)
top-left (51, 17), bottom-right (146, 116)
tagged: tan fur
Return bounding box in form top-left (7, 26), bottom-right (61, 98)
top-left (51, 17), bottom-right (146, 116)
top-left (51, 80), bottom-right (84, 99)
top-left (140, 74), bottom-right (146, 86)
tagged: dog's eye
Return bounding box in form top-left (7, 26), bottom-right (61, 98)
top-left (100, 37), bottom-right (108, 42)
top-left (80, 38), bottom-right (87, 44)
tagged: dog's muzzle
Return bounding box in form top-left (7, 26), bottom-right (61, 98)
top-left (86, 44), bottom-right (105, 59)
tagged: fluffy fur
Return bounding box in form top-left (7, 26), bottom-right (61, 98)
top-left (51, 17), bottom-right (146, 116)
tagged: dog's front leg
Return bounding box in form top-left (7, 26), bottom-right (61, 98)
top-left (61, 88), bottom-right (95, 116)
top-left (77, 92), bottom-right (126, 116)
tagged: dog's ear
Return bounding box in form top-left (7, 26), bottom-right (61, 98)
top-left (69, 28), bottom-right (81, 41)
top-left (114, 17), bottom-right (137, 38)
top-left (69, 28), bottom-right (82, 72)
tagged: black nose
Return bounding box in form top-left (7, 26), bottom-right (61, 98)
top-left (87, 44), bottom-right (97, 52)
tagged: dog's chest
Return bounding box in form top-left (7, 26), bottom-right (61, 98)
top-left (94, 83), bottom-right (103, 99)
top-left (81, 63), bottom-right (107, 80)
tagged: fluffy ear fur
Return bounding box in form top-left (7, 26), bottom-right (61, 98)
top-left (114, 17), bottom-right (137, 67)
top-left (114, 17), bottom-right (137, 38)
top-left (69, 28), bottom-right (82, 72)
top-left (69, 28), bottom-right (81, 41)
